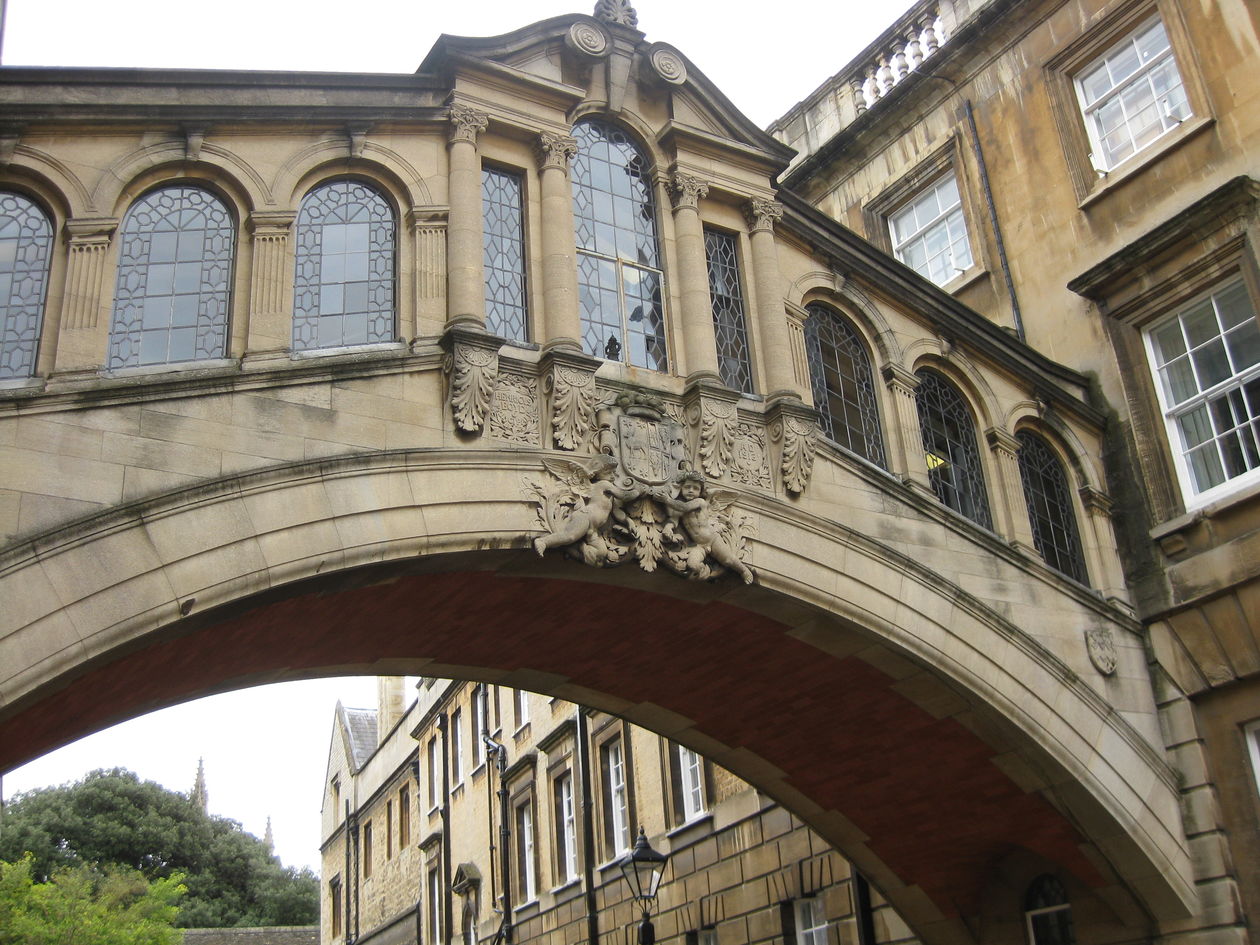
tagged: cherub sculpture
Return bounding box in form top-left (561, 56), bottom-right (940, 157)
top-left (530, 455), bottom-right (642, 566)
top-left (654, 470), bottom-right (755, 584)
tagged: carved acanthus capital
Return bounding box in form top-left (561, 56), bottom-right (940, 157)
top-left (670, 173), bottom-right (709, 212)
top-left (744, 198), bottom-right (784, 234)
top-left (448, 104), bottom-right (489, 146)
top-left (536, 132), bottom-right (579, 174)
top-left (768, 400), bottom-right (820, 495)
top-left (441, 326), bottom-right (505, 435)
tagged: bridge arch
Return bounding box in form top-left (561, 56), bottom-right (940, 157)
top-left (0, 448), bottom-right (1192, 944)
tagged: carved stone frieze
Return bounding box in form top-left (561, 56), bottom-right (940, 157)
top-left (526, 392), bottom-right (754, 582)
top-left (730, 423), bottom-right (772, 489)
top-left (448, 104), bottom-right (489, 145)
top-left (546, 363), bottom-right (599, 451)
top-left (489, 373), bottom-right (541, 445)
top-left (441, 327), bottom-right (504, 435)
top-left (770, 411), bottom-right (820, 495)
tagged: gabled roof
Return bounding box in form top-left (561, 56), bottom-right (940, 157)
top-left (337, 702), bottom-right (378, 771)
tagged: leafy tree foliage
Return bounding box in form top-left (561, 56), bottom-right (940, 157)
top-left (0, 769), bottom-right (318, 928)
top-left (0, 855), bottom-right (184, 945)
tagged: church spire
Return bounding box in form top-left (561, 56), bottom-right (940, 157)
top-left (264, 816), bottom-right (275, 854)
top-left (190, 757), bottom-right (208, 812)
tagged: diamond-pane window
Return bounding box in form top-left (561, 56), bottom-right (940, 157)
top-left (0, 192), bottom-right (53, 379)
top-left (483, 167), bottom-right (527, 342)
top-left (703, 228), bottom-right (753, 393)
top-left (914, 369), bottom-right (992, 528)
top-left (804, 305), bottom-right (886, 468)
top-left (108, 186), bottom-right (234, 369)
top-left (571, 121), bottom-right (667, 371)
top-left (1016, 431), bottom-right (1089, 583)
top-left (293, 180), bottom-right (395, 352)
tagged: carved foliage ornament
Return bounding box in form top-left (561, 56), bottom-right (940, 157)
top-left (448, 104), bottom-right (489, 145)
top-left (526, 392), bottom-right (754, 583)
top-left (537, 132), bottom-right (579, 174)
top-left (443, 333), bottom-right (501, 435)
top-left (547, 365), bottom-right (599, 451)
top-left (670, 173), bottom-right (709, 211)
top-left (745, 198), bottom-right (784, 234)
top-left (771, 415), bottom-right (820, 495)
top-left (593, 0), bottom-right (638, 28)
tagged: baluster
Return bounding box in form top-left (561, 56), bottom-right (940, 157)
top-left (876, 56), bottom-right (894, 96)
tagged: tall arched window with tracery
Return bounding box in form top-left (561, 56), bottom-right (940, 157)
top-left (293, 179), bottom-right (395, 352)
top-left (1024, 875), bottom-right (1075, 945)
top-left (804, 304), bottom-right (885, 468)
top-left (571, 120), bottom-right (667, 371)
top-left (914, 368), bottom-right (992, 528)
top-left (0, 192), bottom-right (53, 379)
top-left (1016, 431), bottom-right (1089, 583)
top-left (108, 185), bottom-right (234, 369)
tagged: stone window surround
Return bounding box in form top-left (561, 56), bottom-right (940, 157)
top-left (591, 719), bottom-right (634, 864)
top-left (1246, 719), bottom-right (1260, 798)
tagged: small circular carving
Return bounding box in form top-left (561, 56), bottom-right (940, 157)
top-left (567, 21), bottom-right (610, 58)
top-left (649, 44), bottom-right (687, 85)
top-left (1085, 625), bottom-right (1117, 677)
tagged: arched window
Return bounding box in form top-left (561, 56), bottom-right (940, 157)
top-left (1024, 875), bottom-right (1075, 945)
top-left (293, 179), bottom-right (395, 351)
top-left (914, 369), bottom-right (992, 528)
top-left (0, 192), bottom-right (53, 379)
top-left (1016, 431), bottom-right (1089, 583)
top-left (109, 186), bottom-right (234, 369)
top-left (571, 120), bottom-right (667, 371)
top-left (804, 304), bottom-right (886, 468)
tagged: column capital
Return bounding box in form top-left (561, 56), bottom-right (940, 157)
top-left (669, 172), bottom-right (709, 212)
top-left (247, 210), bottom-right (297, 235)
top-left (64, 216), bottom-right (118, 243)
top-left (984, 426), bottom-right (1022, 456)
top-left (536, 131), bottom-right (579, 174)
top-left (448, 104), bottom-right (489, 146)
top-left (744, 197), bottom-right (784, 233)
top-left (880, 362), bottom-right (920, 394)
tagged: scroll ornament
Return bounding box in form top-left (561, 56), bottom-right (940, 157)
top-left (525, 392), bottom-right (754, 583)
top-left (547, 365), bottom-right (599, 451)
top-left (443, 343), bottom-right (499, 435)
top-left (691, 399), bottom-right (736, 479)
top-left (772, 415), bottom-right (820, 495)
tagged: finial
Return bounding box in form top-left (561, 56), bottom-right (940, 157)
top-left (191, 757), bottom-right (208, 812)
top-left (594, 0), bottom-right (638, 28)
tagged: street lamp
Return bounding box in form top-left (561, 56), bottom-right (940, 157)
top-left (618, 827), bottom-right (669, 945)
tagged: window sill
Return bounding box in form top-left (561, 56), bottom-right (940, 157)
top-left (513, 723), bottom-right (532, 741)
top-left (451, 781), bottom-right (465, 798)
top-left (513, 899), bottom-right (540, 916)
top-left (1151, 474), bottom-right (1260, 546)
top-left (1078, 115), bottom-right (1214, 210)
top-left (103, 357), bottom-right (239, 378)
top-left (667, 813), bottom-right (713, 842)
top-left (291, 340), bottom-right (406, 360)
top-left (471, 762), bottom-right (487, 780)
top-left (941, 265), bottom-right (989, 295)
top-left (550, 878), bottom-right (581, 896)
top-left (0, 376), bottom-right (43, 392)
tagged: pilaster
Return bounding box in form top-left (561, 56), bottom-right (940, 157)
top-left (244, 210), bottom-right (296, 357)
top-left (880, 363), bottom-right (934, 497)
top-left (410, 207), bottom-right (449, 342)
top-left (985, 426), bottom-right (1037, 552)
top-left (54, 217), bottom-right (117, 374)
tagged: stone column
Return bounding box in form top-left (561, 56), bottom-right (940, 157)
top-left (881, 363), bottom-right (934, 496)
top-left (745, 199), bottom-right (802, 401)
top-left (446, 104), bottom-right (489, 330)
top-left (670, 173), bottom-right (719, 382)
top-left (986, 427), bottom-right (1037, 550)
top-left (536, 131), bottom-right (582, 352)
top-left (54, 217), bottom-right (117, 373)
top-left (244, 210), bottom-right (296, 358)
top-left (1079, 486), bottom-right (1129, 603)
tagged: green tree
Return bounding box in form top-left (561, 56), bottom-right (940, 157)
top-left (0, 855), bottom-right (184, 945)
top-left (0, 769), bottom-right (318, 928)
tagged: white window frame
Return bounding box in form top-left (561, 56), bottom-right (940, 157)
top-left (471, 687), bottom-right (486, 769)
top-left (1143, 279), bottom-right (1260, 507)
top-left (1025, 902), bottom-right (1073, 945)
top-left (428, 736), bottom-right (441, 811)
top-left (1246, 720), bottom-right (1260, 797)
top-left (676, 744), bottom-right (706, 822)
top-left (887, 171), bottom-right (973, 287)
top-left (516, 799), bottom-right (537, 903)
top-left (451, 708), bottom-right (464, 785)
top-left (428, 866), bottom-right (442, 944)
top-left (555, 771), bottom-right (578, 883)
top-left (602, 739), bottom-right (630, 856)
top-left (794, 898), bottom-right (828, 945)
top-left (1073, 15), bottom-right (1190, 173)
top-left (513, 689), bottom-right (530, 731)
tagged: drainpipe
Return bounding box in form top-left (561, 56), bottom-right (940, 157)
top-left (344, 800), bottom-right (355, 944)
top-left (438, 712), bottom-right (453, 945)
top-left (577, 709), bottom-right (599, 945)
top-left (481, 685), bottom-right (513, 944)
top-left (348, 801), bottom-right (360, 944)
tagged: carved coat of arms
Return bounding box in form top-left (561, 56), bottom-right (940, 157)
top-left (524, 392), bottom-right (754, 583)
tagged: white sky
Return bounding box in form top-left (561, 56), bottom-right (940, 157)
top-left (0, 0), bottom-right (915, 875)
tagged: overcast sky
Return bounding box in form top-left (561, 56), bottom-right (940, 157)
top-left (0, 0), bottom-right (915, 873)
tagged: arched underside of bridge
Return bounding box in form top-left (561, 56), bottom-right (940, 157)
top-left (0, 451), bottom-right (1194, 945)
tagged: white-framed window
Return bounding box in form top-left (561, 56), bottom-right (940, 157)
top-left (515, 799), bottom-right (537, 903)
top-left (677, 745), bottom-right (706, 822)
top-left (553, 771), bottom-right (578, 883)
top-left (1145, 280), bottom-right (1260, 505)
top-left (1024, 875), bottom-right (1075, 945)
top-left (428, 866), bottom-right (443, 944)
top-left (888, 172), bottom-right (972, 286)
top-left (1245, 720), bottom-right (1260, 797)
top-left (600, 738), bottom-right (630, 857)
top-left (428, 736), bottom-right (441, 810)
top-left (513, 689), bottom-right (530, 731)
top-left (1074, 16), bottom-right (1190, 173)
top-left (451, 708), bottom-right (464, 785)
top-left (471, 687), bottom-right (486, 769)
top-left (793, 898), bottom-right (828, 945)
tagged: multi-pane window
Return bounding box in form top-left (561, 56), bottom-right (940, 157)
top-left (889, 172), bottom-right (972, 286)
top-left (0, 192), bottom-right (53, 379)
top-left (1024, 875), bottom-right (1075, 945)
top-left (293, 179), bottom-right (395, 351)
top-left (513, 689), bottom-right (530, 731)
top-left (399, 785), bottom-right (411, 848)
top-left (515, 800), bottom-right (537, 902)
top-left (451, 708), bottom-right (464, 785)
top-left (915, 369), bottom-right (993, 528)
top-left (1146, 281), bottom-right (1260, 502)
top-left (471, 686), bottom-right (486, 769)
top-left (553, 772), bottom-right (578, 884)
top-left (600, 738), bottom-right (631, 857)
top-left (362, 821), bottom-right (373, 878)
top-left (428, 866), bottom-right (442, 944)
top-left (330, 877), bottom-right (343, 939)
top-left (109, 186), bottom-right (233, 369)
top-left (793, 898), bottom-right (828, 945)
top-left (571, 120), bottom-right (667, 371)
top-left (482, 167), bottom-right (527, 342)
top-left (804, 305), bottom-right (886, 468)
top-left (676, 744), bottom-right (706, 823)
top-left (1016, 431), bottom-right (1089, 583)
top-left (704, 228), bottom-right (753, 393)
top-left (1075, 17), bottom-right (1190, 172)
top-left (428, 736), bottom-right (441, 809)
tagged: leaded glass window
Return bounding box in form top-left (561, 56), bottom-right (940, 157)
top-left (293, 180), bottom-right (395, 351)
top-left (1016, 431), bottom-right (1088, 583)
top-left (483, 167), bottom-right (527, 342)
top-left (804, 305), bottom-right (886, 468)
top-left (0, 192), bottom-right (53, 379)
top-left (914, 369), bottom-right (992, 528)
top-left (1024, 875), bottom-right (1075, 945)
top-left (571, 120), bottom-right (667, 371)
top-left (108, 186), bottom-right (233, 369)
top-left (704, 228), bottom-right (753, 393)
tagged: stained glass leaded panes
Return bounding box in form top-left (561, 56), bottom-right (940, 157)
top-left (293, 180), bottom-right (395, 351)
top-left (804, 305), bottom-right (886, 468)
top-left (0, 192), bottom-right (53, 379)
top-left (704, 228), bottom-right (753, 393)
top-left (108, 186), bottom-right (233, 369)
top-left (1016, 431), bottom-right (1089, 583)
top-left (571, 120), bottom-right (667, 371)
top-left (483, 167), bottom-right (527, 342)
top-left (914, 369), bottom-right (992, 528)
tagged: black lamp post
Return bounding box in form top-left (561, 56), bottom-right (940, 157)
top-left (618, 827), bottom-right (669, 945)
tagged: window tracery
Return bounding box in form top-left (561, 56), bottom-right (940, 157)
top-left (1016, 430), bottom-right (1088, 583)
top-left (804, 304), bottom-right (886, 468)
top-left (0, 192), bottom-right (53, 379)
top-left (914, 368), bottom-right (992, 528)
